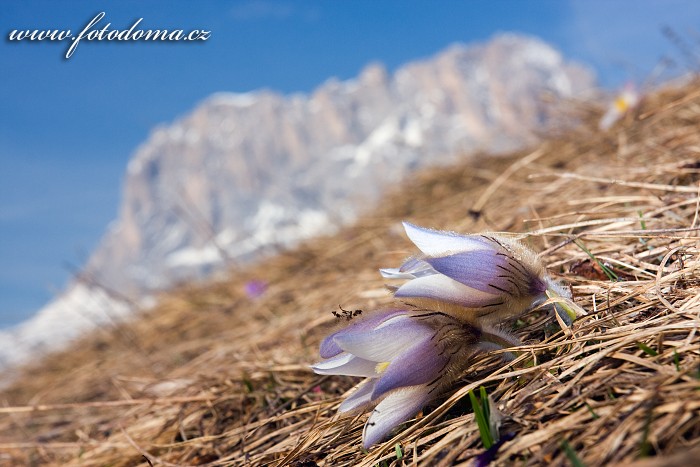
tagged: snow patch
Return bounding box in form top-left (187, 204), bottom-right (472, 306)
top-left (0, 284), bottom-right (131, 379)
top-left (403, 118), bottom-right (423, 147)
top-left (216, 228), bottom-right (238, 246)
top-left (549, 71), bottom-right (572, 95)
top-left (209, 92), bottom-right (259, 108)
top-left (520, 41), bottom-right (561, 69)
top-left (165, 244), bottom-right (223, 268)
top-left (297, 209), bottom-right (330, 238)
top-left (348, 117), bottom-right (401, 176)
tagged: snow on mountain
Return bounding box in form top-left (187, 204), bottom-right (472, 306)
top-left (0, 34), bottom-right (596, 376)
top-left (0, 284), bottom-right (131, 372)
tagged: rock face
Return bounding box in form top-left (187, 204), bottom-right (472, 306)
top-left (87, 33), bottom-right (594, 296)
top-left (0, 34), bottom-right (595, 370)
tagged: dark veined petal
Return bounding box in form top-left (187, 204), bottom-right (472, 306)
top-left (425, 250), bottom-right (524, 295)
top-left (402, 222), bottom-right (492, 256)
top-left (362, 385), bottom-right (432, 448)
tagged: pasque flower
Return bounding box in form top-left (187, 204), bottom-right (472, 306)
top-left (312, 222), bottom-right (575, 448)
top-left (380, 222), bottom-right (573, 325)
top-left (311, 309), bottom-right (518, 448)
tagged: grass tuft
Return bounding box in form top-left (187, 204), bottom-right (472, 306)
top-left (469, 386), bottom-right (495, 449)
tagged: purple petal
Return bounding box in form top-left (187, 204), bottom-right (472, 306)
top-left (474, 433), bottom-right (516, 467)
top-left (319, 309), bottom-right (407, 358)
top-left (319, 334), bottom-right (343, 358)
top-left (244, 279), bottom-right (267, 299)
top-left (333, 315), bottom-right (433, 361)
top-left (394, 274), bottom-right (501, 308)
top-left (362, 385), bottom-right (431, 448)
top-left (339, 379), bottom-right (376, 413)
top-left (426, 250), bottom-right (515, 294)
top-left (372, 339), bottom-right (448, 399)
top-left (402, 222), bottom-right (492, 256)
top-left (311, 353), bottom-right (377, 377)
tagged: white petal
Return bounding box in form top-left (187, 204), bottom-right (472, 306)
top-left (379, 267), bottom-right (415, 279)
top-left (394, 274), bottom-right (501, 308)
top-left (333, 315), bottom-right (431, 362)
top-left (374, 314), bottom-right (413, 330)
top-left (311, 353), bottom-right (377, 377)
top-left (380, 258), bottom-right (435, 280)
top-left (362, 385), bottom-right (431, 448)
top-left (402, 222), bottom-right (490, 256)
top-left (339, 379), bottom-right (376, 413)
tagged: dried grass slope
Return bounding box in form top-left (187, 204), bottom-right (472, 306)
top-left (2, 81), bottom-right (700, 466)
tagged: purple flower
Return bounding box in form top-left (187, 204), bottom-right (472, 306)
top-left (311, 223), bottom-right (577, 448)
top-left (381, 222), bottom-right (572, 325)
top-left (311, 309), bottom-right (518, 448)
top-left (244, 279), bottom-right (268, 299)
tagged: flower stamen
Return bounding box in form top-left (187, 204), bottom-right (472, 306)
top-left (375, 361), bottom-right (390, 373)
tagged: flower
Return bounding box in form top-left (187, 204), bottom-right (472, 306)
top-left (380, 222), bottom-right (573, 325)
top-left (312, 223), bottom-right (578, 448)
top-left (599, 82), bottom-right (640, 131)
top-left (311, 309), bottom-right (519, 448)
top-left (244, 279), bottom-right (268, 299)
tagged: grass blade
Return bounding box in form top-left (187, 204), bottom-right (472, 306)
top-left (637, 342), bottom-right (658, 357)
top-left (561, 439), bottom-right (586, 467)
top-left (574, 239), bottom-right (618, 281)
top-left (469, 387), bottom-right (494, 449)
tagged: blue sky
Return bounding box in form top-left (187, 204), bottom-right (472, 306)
top-left (1, 0), bottom-right (699, 328)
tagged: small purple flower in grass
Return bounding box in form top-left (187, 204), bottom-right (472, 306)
top-left (244, 279), bottom-right (267, 299)
top-left (381, 222), bottom-right (575, 325)
top-left (474, 432), bottom-right (516, 467)
top-left (312, 309), bottom-right (519, 448)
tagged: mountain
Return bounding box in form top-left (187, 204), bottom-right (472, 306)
top-left (0, 34), bottom-right (595, 372)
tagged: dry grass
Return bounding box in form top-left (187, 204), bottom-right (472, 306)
top-left (2, 80), bottom-right (700, 466)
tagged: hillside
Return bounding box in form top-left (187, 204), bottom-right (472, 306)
top-left (0, 34), bottom-right (595, 372)
top-left (2, 81), bottom-right (700, 466)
